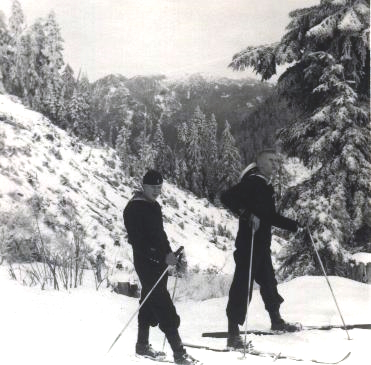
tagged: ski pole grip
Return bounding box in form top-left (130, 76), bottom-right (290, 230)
top-left (174, 246), bottom-right (184, 257)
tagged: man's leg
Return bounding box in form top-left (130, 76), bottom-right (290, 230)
top-left (254, 249), bottom-right (299, 332)
top-left (148, 277), bottom-right (198, 364)
top-left (133, 258), bottom-right (167, 358)
top-left (226, 250), bottom-right (254, 348)
top-left (226, 250), bottom-right (253, 325)
top-left (134, 260), bottom-right (197, 364)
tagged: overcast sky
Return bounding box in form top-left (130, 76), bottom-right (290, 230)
top-left (1, 0), bottom-right (318, 81)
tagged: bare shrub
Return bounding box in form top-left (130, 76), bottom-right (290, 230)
top-left (1, 194), bottom-right (92, 290)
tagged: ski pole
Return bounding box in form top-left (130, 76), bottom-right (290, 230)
top-left (162, 272), bottom-right (179, 352)
top-left (107, 246), bottom-right (184, 354)
top-left (243, 224), bottom-right (255, 357)
top-left (306, 225), bottom-right (351, 340)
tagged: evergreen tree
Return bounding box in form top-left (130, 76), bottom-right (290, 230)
top-left (175, 158), bottom-right (188, 188)
top-left (62, 64), bottom-right (76, 100)
top-left (67, 74), bottom-right (95, 140)
top-left (131, 110), bottom-right (155, 178)
top-left (19, 22), bottom-right (43, 107)
top-left (39, 11), bottom-right (65, 123)
top-left (136, 131), bottom-right (155, 179)
top-left (0, 11), bottom-right (9, 92)
top-left (6, 0), bottom-right (26, 96)
top-left (230, 0), bottom-right (370, 276)
top-left (116, 122), bottom-right (132, 173)
top-left (184, 107), bottom-right (204, 195)
top-left (218, 120), bottom-right (242, 191)
top-left (153, 122), bottom-right (172, 177)
top-left (200, 113), bottom-right (219, 201)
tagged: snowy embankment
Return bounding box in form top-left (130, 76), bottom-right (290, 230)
top-left (0, 94), bottom-right (237, 281)
top-left (1, 266), bottom-right (370, 365)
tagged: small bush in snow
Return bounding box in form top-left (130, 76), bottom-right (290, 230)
top-left (199, 215), bottom-right (215, 228)
top-left (216, 224), bottom-right (233, 239)
top-left (164, 195), bottom-right (179, 209)
top-left (26, 171), bottom-right (39, 187)
top-left (60, 175), bottom-right (70, 187)
top-left (50, 146), bottom-right (62, 160)
top-left (107, 159), bottom-right (116, 169)
top-left (100, 186), bottom-right (106, 197)
top-left (0, 131), bottom-right (6, 152)
top-left (45, 133), bottom-right (54, 141)
top-left (170, 271), bottom-right (232, 301)
top-left (0, 208), bottom-right (38, 263)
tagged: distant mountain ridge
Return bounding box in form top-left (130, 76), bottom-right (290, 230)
top-left (90, 73), bottom-right (273, 147)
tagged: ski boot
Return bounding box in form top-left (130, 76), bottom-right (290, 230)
top-left (269, 310), bottom-right (302, 333)
top-left (227, 320), bottom-right (253, 351)
top-left (271, 319), bottom-right (302, 332)
top-left (135, 343), bottom-right (166, 360)
top-left (174, 349), bottom-right (199, 365)
top-left (227, 335), bottom-right (253, 351)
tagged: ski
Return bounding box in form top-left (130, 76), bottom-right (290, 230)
top-left (132, 354), bottom-right (173, 363)
top-left (202, 323), bottom-right (371, 338)
top-left (183, 342), bottom-right (351, 364)
top-left (133, 354), bottom-right (203, 365)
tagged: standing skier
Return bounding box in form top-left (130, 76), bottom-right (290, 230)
top-left (220, 149), bottom-right (303, 349)
top-left (123, 169), bottom-right (198, 365)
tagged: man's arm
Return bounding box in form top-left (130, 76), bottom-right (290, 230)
top-left (220, 183), bottom-right (248, 216)
top-left (124, 204), bottom-right (167, 263)
top-left (247, 180), bottom-right (299, 232)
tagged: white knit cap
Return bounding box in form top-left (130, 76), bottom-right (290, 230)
top-left (239, 162), bottom-right (257, 181)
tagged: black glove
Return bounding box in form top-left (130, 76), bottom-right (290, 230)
top-left (295, 217), bottom-right (307, 233)
top-left (176, 252), bottom-right (187, 275)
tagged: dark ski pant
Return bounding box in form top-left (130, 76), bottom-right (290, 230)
top-left (133, 255), bottom-right (180, 334)
top-left (226, 242), bottom-right (284, 325)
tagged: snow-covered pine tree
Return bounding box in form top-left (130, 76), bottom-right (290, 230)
top-left (37, 11), bottom-right (65, 123)
top-left (68, 87), bottom-right (90, 138)
top-left (185, 106), bottom-right (204, 195)
top-left (132, 108), bottom-right (156, 178)
top-left (17, 21), bottom-right (43, 107)
top-left (68, 75), bottom-right (95, 140)
top-left (229, 0), bottom-right (370, 276)
top-left (218, 120), bottom-right (242, 192)
top-left (116, 122), bottom-right (132, 174)
top-left (62, 64), bottom-right (76, 101)
top-left (0, 11), bottom-right (10, 93)
top-left (136, 132), bottom-right (155, 179)
top-left (175, 157), bottom-right (188, 189)
top-left (6, 0), bottom-right (26, 97)
top-left (153, 122), bottom-right (173, 178)
top-left (175, 122), bottom-right (190, 189)
top-left (200, 113), bottom-right (219, 201)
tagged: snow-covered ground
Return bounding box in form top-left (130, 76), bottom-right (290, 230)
top-left (0, 94), bottom-right (238, 280)
top-left (1, 265), bottom-right (370, 365)
top-left (1, 94), bottom-right (370, 365)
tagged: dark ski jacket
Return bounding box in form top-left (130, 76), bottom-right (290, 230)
top-left (123, 191), bottom-right (171, 265)
top-left (220, 168), bottom-right (299, 250)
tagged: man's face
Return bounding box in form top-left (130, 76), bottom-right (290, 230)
top-left (143, 184), bottom-right (163, 201)
top-left (258, 152), bottom-right (279, 179)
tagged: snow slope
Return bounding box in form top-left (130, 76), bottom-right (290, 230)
top-left (0, 266), bottom-right (369, 365)
top-left (0, 94), bottom-right (237, 281)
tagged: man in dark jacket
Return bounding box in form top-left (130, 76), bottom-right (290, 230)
top-left (220, 150), bottom-right (302, 349)
top-left (123, 170), bottom-right (197, 365)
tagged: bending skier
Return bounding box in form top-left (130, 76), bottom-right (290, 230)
top-left (220, 149), bottom-right (303, 349)
top-left (123, 169), bottom-right (198, 365)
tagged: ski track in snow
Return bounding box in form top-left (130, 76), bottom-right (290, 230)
top-left (1, 266), bottom-right (370, 365)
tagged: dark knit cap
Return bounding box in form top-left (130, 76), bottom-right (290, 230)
top-left (143, 169), bottom-right (163, 185)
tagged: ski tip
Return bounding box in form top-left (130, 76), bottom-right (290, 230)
top-left (341, 352), bottom-right (351, 362)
